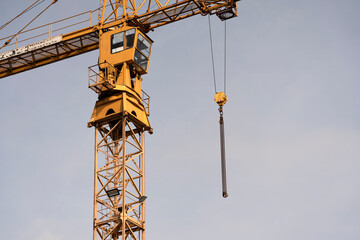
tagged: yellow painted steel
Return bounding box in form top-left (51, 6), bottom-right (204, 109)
top-left (99, 27), bottom-right (152, 75)
top-left (214, 91), bottom-right (227, 107)
top-left (89, 89), bottom-right (151, 129)
top-left (89, 27), bottom-right (152, 133)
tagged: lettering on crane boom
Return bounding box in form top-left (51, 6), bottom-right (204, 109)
top-left (0, 35), bottom-right (62, 60)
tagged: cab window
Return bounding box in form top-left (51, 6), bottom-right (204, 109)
top-left (111, 29), bottom-right (136, 54)
top-left (134, 33), bottom-right (151, 70)
top-left (136, 33), bottom-right (151, 57)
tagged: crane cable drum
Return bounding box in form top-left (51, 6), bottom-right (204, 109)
top-left (208, 14), bottom-right (230, 198)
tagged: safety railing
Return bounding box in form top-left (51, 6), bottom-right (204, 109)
top-left (0, 9), bottom-right (97, 51)
top-left (142, 90), bottom-right (150, 116)
top-left (89, 62), bottom-right (150, 116)
top-left (88, 62), bottom-right (118, 94)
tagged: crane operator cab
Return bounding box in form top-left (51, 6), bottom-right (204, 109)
top-left (100, 26), bottom-right (152, 75)
top-left (88, 27), bottom-right (153, 132)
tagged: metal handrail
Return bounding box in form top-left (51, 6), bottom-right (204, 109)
top-left (141, 90), bottom-right (150, 116)
top-left (88, 62), bottom-right (150, 116)
top-left (0, 10), bottom-right (97, 51)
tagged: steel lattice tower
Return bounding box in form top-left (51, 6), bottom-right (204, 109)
top-left (93, 115), bottom-right (147, 239)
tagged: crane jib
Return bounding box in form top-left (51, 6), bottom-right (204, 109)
top-left (0, 29), bottom-right (99, 79)
top-left (0, 36), bottom-right (62, 60)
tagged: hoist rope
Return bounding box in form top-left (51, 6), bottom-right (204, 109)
top-left (208, 15), bottom-right (217, 94)
top-left (208, 15), bottom-right (229, 198)
top-left (207, 15), bottom-right (228, 95)
top-left (224, 20), bottom-right (227, 94)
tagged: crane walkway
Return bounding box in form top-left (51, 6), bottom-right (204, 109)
top-left (0, 27), bottom-right (98, 78)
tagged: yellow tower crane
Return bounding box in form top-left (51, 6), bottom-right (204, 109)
top-left (0, 0), bottom-right (240, 239)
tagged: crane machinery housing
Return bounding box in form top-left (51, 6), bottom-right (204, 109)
top-left (0, 0), bottom-right (240, 239)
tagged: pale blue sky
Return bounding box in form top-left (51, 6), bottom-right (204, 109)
top-left (0, 0), bottom-right (359, 239)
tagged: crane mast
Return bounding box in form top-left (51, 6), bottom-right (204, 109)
top-left (0, 0), bottom-right (240, 239)
top-left (90, 25), bottom-right (152, 240)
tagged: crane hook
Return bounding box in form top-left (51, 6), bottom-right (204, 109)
top-left (214, 91), bottom-right (228, 198)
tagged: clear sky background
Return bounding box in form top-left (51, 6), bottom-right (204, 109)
top-left (0, 0), bottom-right (359, 239)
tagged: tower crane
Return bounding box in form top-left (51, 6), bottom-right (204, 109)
top-left (0, 0), bottom-right (240, 239)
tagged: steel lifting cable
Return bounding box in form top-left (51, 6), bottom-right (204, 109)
top-left (0, 0), bottom-right (58, 50)
top-left (224, 20), bottom-right (227, 94)
top-left (208, 16), bottom-right (228, 94)
top-left (208, 15), bottom-right (217, 94)
top-left (208, 15), bottom-right (229, 198)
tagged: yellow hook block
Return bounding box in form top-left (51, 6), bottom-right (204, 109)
top-left (214, 91), bottom-right (227, 107)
